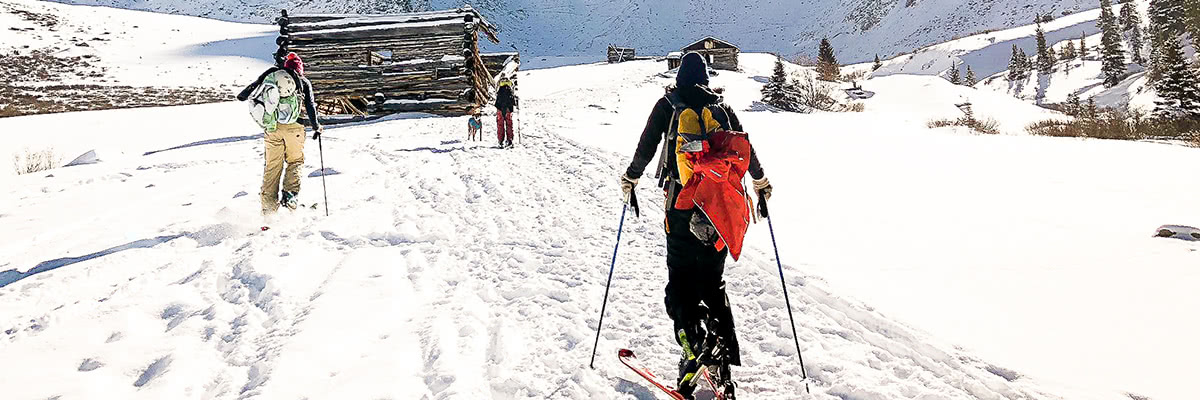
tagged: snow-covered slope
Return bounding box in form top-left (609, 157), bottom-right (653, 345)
top-left (46, 0), bottom-right (1096, 63)
top-left (0, 0), bottom-right (274, 116)
top-left (5, 51), bottom-right (1197, 400)
top-left (875, 0), bottom-right (1163, 110)
top-left (2, 71), bottom-right (1075, 400)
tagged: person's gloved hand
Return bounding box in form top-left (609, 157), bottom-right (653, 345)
top-left (754, 177), bottom-right (772, 202)
top-left (620, 174), bottom-right (638, 204)
top-left (754, 177), bottom-right (773, 218)
top-left (312, 127), bottom-right (323, 140)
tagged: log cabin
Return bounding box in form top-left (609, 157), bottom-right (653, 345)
top-left (676, 37), bottom-right (739, 71)
top-left (607, 46), bottom-right (636, 63)
top-left (274, 7), bottom-right (517, 122)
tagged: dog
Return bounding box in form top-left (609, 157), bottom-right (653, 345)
top-left (467, 113), bottom-right (483, 141)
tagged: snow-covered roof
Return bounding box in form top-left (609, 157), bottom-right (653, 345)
top-left (667, 52), bottom-right (683, 59)
top-left (290, 7), bottom-right (499, 43)
top-left (681, 36), bottom-right (738, 51)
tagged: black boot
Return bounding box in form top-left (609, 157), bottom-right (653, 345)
top-left (675, 325), bottom-right (706, 398)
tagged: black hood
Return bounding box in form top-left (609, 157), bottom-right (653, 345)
top-left (675, 84), bottom-right (722, 107)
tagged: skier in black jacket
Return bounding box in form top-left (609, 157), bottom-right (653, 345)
top-left (620, 52), bottom-right (773, 399)
top-left (495, 79), bottom-right (517, 147)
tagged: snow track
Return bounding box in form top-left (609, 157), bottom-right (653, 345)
top-left (4, 105), bottom-right (1074, 400)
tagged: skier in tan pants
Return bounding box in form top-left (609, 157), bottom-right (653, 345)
top-left (238, 53), bottom-right (323, 214)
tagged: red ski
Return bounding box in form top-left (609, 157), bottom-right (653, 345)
top-left (617, 349), bottom-right (726, 400)
top-left (618, 349), bottom-right (688, 400)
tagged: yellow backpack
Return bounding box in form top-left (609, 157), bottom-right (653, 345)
top-left (655, 92), bottom-right (733, 189)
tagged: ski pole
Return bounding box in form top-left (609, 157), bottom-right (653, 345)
top-left (760, 195), bottom-right (809, 393)
top-left (590, 191), bottom-right (636, 369)
top-left (319, 135), bottom-right (329, 217)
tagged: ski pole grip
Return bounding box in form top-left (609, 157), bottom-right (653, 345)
top-left (758, 193), bottom-right (769, 219)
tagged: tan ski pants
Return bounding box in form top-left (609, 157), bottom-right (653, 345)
top-left (261, 123), bottom-right (306, 213)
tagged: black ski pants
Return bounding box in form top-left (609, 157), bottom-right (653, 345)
top-left (664, 208), bottom-right (741, 366)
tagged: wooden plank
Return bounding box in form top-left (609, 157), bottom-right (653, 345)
top-left (290, 21), bottom-right (465, 41)
top-left (289, 13), bottom-right (471, 33)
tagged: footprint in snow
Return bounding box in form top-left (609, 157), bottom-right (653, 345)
top-left (133, 356), bottom-right (172, 387)
top-left (78, 358), bottom-right (103, 372)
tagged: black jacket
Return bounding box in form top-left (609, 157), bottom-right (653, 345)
top-left (625, 85), bottom-right (764, 181)
top-left (237, 67), bottom-right (322, 131)
top-left (495, 85), bottom-right (517, 113)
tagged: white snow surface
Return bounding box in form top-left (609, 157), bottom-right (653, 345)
top-left (3, 9), bottom-right (1200, 400)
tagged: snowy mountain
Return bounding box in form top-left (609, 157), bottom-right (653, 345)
top-left (873, 0), bottom-right (1163, 110)
top-left (47, 0), bottom-right (1098, 63)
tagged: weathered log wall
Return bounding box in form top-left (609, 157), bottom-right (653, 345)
top-left (607, 46), bottom-right (635, 63)
top-left (277, 7), bottom-right (506, 120)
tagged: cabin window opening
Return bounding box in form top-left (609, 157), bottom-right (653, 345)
top-left (369, 49), bottom-right (394, 66)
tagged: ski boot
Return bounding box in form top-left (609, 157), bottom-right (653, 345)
top-left (281, 191), bottom-right (299, 210)
top-left (675, 326), bottom-right (707, 399)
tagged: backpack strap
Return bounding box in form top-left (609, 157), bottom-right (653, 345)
top-left (655, 92), bottom-right (688, 188)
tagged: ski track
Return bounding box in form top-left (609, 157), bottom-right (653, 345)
top-left (3, 68), bottom-right (1066, 400)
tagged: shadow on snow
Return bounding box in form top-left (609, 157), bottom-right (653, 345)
top-left (0, 224), bottom-right (244, 288)
top-left (143, 134), bottom-right (262, 156)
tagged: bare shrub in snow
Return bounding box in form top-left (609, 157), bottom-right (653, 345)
top-left (12, 147), bottom-right (60, 175)
top-left (1026, 108), bottom-right (1200, 142)
top-left (840, 102), bottom-right (868, 112)
top-left (927, 117), bottom-right (1001, 135)
top-left (841, 70), bottom-right (868, 82)
top-left (791, 72), bottom-right (838, 112)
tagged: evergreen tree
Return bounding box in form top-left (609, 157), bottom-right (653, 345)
top-left (1080, 32), bottom-right (1090, 59)
top-left (1008, 44), bottom-right (1022, 81)
top-left (1153, 35), bottom-right (1200, 118)
top-left (1066, 91), bottom-right (1082, 116)
top-left (1063, 41), bottom-right (1078, 60)
top-left (1148, 0), bottom-right (1187, 82)
top-left (1121, 0), bottom-right (1146, 64)
top-left (1036, 22), bottom-right (1053, 74)
top-left (965, 65), bottom-right (978, 86)
top-left (1086, 97), bottom-right (1099, 119)
top-left (1099, 0), bottom-right (1127, 87)
top-left (1120, 0), bottom-right (1137, 29)
top-left (1186, 0), bottom-right (1200, 39)
top-left (873, 54), bottom-right (883, 71)
top-left (949, 62), bottom-right (961, 84)
top-left (816, 38), bottom-right (840, 81)
top-left (761, 56), bottom-right (794, 110)
top-left (1018, 48), bottom-right (1032, 79)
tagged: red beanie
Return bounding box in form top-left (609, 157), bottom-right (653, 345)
top-left (283, 52), bottom-right (304, 76)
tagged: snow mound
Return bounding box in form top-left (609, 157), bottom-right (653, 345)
top-left (1155, 225), bottom-right (1200, 241)
top-left (64, 150), bottom-right (101, 167)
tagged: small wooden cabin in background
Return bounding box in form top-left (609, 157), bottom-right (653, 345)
top-left (607, 45), bottom-right (636, 63)
top-left (675, 37), bottom-right (739, 71)
top-left (278, 7), bottom-right (517, 121)
top-left (666, 52), bottom-right (683, 70)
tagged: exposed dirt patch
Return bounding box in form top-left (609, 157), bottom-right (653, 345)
top-left (1, 1), bottom-right (60, 29)
top-left (0, 2), bottom-right (235, 118)
top-left (1, 84), bottom-right (234, 118)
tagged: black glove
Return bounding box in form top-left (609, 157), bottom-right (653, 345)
top-left (312, 127), bottom-right (323, 140)
top-left (621, 174), bottom-right (641, 217)
top-left (620, 174), bottom-right (637, 204)
top-left (754, 177), bottom-right (773, 218)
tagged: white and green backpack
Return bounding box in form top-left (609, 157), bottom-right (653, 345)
top-left (249, 69), bottom-right (302, 132)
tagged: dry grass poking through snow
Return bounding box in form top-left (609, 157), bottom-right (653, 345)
top-left (927, 117), bottom-right (1001, 135)
top-left (1026, 110), bottom-right (1200, 145)
top-left (12, 147), bottom-right (60, 175)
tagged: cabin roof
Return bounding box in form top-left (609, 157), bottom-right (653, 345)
top-left (291, 6), bottom-right (499, 43)
top-left (681, 36), bottom-right (738, 51)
